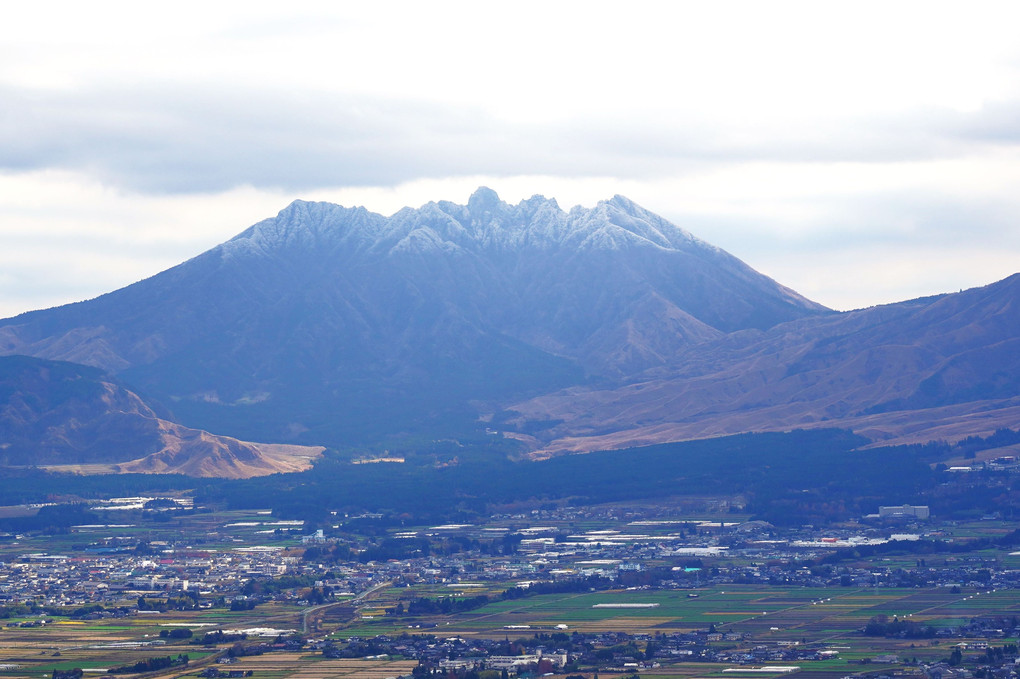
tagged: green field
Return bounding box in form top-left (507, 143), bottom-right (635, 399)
top-left (336, 583), bottom-right (1020, 643)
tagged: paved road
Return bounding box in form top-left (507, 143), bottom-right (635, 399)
top-left (302, 580), bottom-right (393, 634)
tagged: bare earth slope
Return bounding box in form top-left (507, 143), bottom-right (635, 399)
top-left (0, 355), bottom-right (321, 477)
top-left (509, 273), bottom-right (1020, 456)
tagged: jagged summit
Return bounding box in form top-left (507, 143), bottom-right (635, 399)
top-left (223, 200), bottom-right (385, 260)
top-left (467, 185), bottom-right (502, 216)
top-left (0, 189), bottom-right (831, 448)
top-left (219, 188), bottom-right (793, 268)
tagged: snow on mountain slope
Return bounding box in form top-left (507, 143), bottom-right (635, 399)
top-left (0, 188), bottom-right (830, 448)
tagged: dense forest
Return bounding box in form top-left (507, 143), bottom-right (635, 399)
top-left (2, 428), bottom-right (1018, 528)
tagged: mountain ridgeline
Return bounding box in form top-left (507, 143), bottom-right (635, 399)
top-left (511, 272), bottom-right (1020, 455)
top-left (0, 188), bottom-right (1017, 468)
top-left (0, 189), bottom-right (828, 449)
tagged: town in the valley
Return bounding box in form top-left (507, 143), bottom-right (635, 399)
top-left (2, 489), bottom-right (1020, 679)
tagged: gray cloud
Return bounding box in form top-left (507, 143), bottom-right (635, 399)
top-left (1, 85), bottom-right (500, 191)
top-left (679, 191), bottom-right (1020, 256)
top-left (3, 82), bottom-right (1018, 195)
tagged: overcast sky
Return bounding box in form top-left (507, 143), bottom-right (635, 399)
top-left (3, 1), bottom-right (1020, 317)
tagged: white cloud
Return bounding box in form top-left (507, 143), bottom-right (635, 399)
top-left (2, 2), bottom-right (1020, 316)
top-left (0, 171), bottom-right (291, 317)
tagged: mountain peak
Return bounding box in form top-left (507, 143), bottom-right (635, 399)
top-left (468, 186), bottom-right (502, 214)
top-left (606, 194), bottom-right (639, 210)
top-left (0, 189), bottom-right (833, 450)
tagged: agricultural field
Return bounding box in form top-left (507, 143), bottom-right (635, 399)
top-left (335, 583), bottom-right (1020, 642)
top-left (0, 606), bottom-right (294, 679)
top-left (329, 582), bottom-right (1020, 679)
top-left (0, 507), bottom-right (311, 561)
top-left (182, 653), bottom-right (417, 679)
top-left (11, 581), bottom-right (1013, 679)
top-left (2, 492), bottom-right (1020, 679)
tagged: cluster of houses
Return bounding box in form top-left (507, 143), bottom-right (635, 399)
top-left (2, 501), bottom-right (1017, 612)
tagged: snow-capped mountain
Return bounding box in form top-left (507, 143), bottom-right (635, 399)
top-left (0, 188), bottom-right (827, 448)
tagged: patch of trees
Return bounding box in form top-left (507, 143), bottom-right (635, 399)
top-left (143, 497), bottom-right (181, 510)
top-left (107, 654), bottom-right (189, 674)
top-left (1, 604), bottom-right (38, 619)
top-left (0, 468), bottom-right (199, 506)
top-left (239, 574), bottom-right (335, 604)
top-left (358, 537), bottom-right (431, 563)
top-left (927, 480), bottom-right (1020, 520)
top-left (226, 642), bottom-right (266, 658)
top-left (863, 615), bottom-right (935, 638)
top-left (137, 593), bottom-right (199, 612)
top-left (241, 573), bottom-right (320, 595)
top-left (394, 573), bottom-right (632, 621)
top-left (502, 574), bottom-right (616, 599)
top-left (977, 644), bottom-right (1018, 664)
top-left (69, 604), bottom-right (129, 619)
top-left (886, 429), bottom-right (1020, 463)
top-left (0, 603), bottom-right (64, 619)
top-left (159, 628), bottom-right (193, 639)
top-left (618, 566), bottom-right (677, 588)
top-left (595, 641), bottom-right (645, 661)
top-left (404, 595), bottom-right (490, 616)
top-left (53, 671), bottom-right (83, 679)
top-left (70, 604), bottom-right (106, 618)
top-left (194, 629), bottom-right (247, 645)
top-left (819, 530), bottom-right (1020, 565)
top-left (0, 503), bottom-right (102, 534)
top-left (952, 429), bottom-right (1020, 458)
top-left (323, 638), bottom-right (393, 658)
top-left (302, 543), bottom-right (352, 562)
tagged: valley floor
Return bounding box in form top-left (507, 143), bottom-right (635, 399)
top-left (1, 498), bottom-right (1019, 679)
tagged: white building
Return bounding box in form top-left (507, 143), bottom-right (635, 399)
top-left (878, 505), bottom-right (930, 520)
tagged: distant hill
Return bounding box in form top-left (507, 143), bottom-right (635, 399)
top-left (0, 189), bottom-right (827, 450)
top-left (0, 355), bottom-right (321, 477)
top-left (509, 273), bottom-right (1020, 455)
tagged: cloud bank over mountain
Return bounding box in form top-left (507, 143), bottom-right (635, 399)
top-left (2, 2), bottom-right (1020, 315)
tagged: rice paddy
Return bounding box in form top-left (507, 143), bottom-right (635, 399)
top-left (334, 582), bottom-right (1020, 646)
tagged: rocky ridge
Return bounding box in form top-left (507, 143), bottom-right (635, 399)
top-left (0, 189), bottom-right (828, 450)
